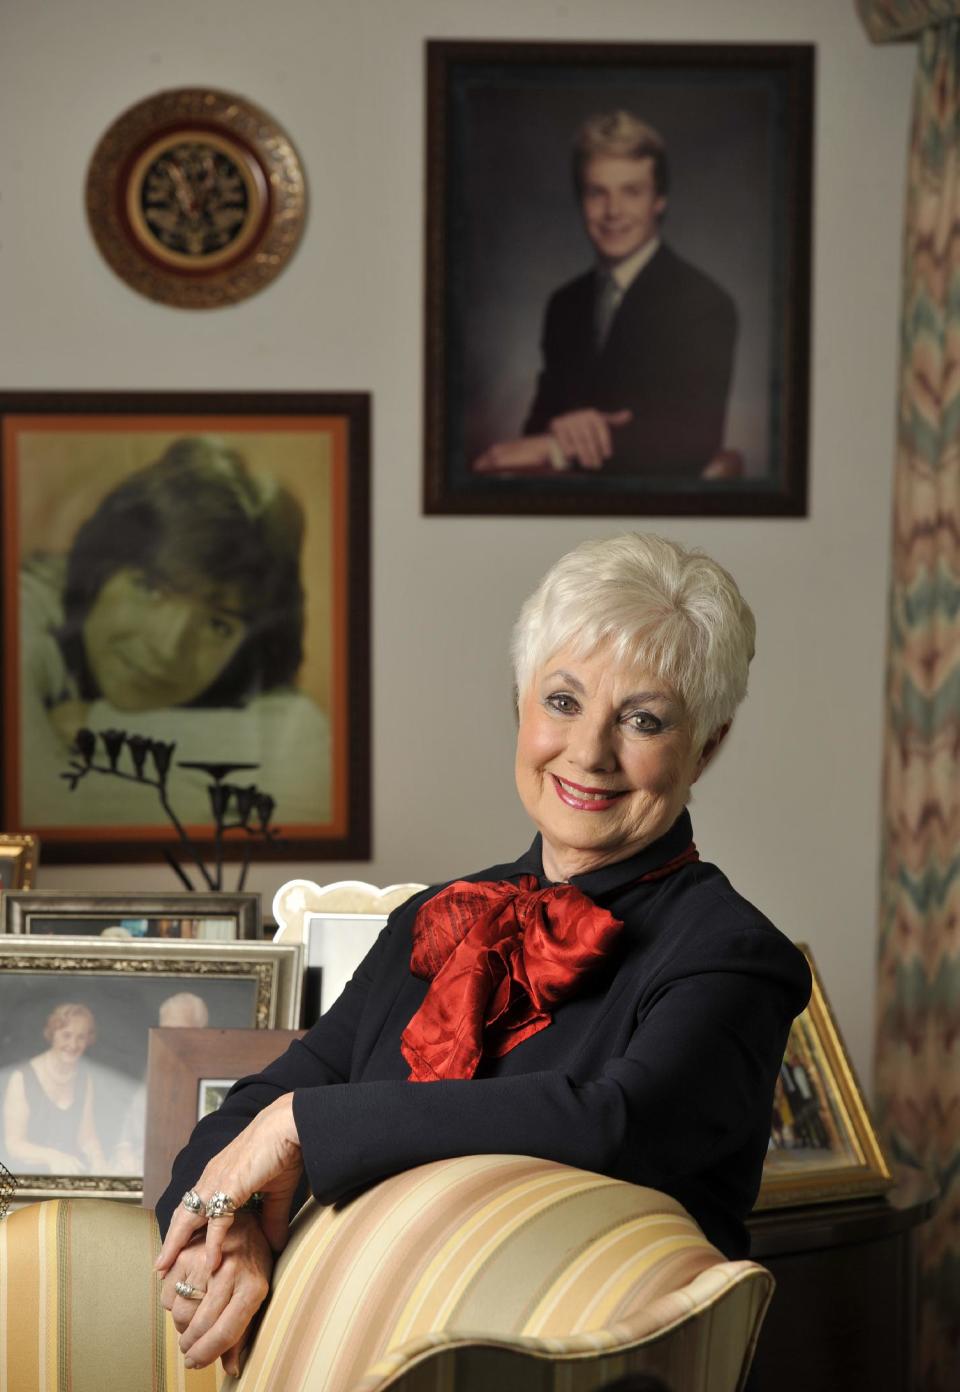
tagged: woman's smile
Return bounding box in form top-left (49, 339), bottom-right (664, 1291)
top-left (550, 774), bottom-right (628, 810)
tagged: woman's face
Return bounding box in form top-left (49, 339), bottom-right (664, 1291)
top-left (82, 568), bottom-right (249, 711)
top-left (515, 643), bottom-right (711, 882)
top-left (49, 1017), bottom-right (93, 1063)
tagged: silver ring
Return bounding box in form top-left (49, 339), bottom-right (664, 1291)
top-left (174, 1279), bottom-right (205, 1301)
top-left (205, 1190), bottom-right (237, 1219)
top-left (181, 1188), bottom-right (204, 1215)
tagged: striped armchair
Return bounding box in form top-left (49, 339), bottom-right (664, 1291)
top-left (0, 1155), bottom-right (772, 1392)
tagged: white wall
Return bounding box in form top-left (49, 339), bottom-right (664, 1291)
top-left (1, 0), bottom-right (915, 1091)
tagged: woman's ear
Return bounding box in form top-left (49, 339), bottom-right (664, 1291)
top-left (692, 722), bottom-right (732, 783)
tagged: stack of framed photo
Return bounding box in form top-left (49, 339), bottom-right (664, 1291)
top-left (0, 889), bottom-right (301, 1201)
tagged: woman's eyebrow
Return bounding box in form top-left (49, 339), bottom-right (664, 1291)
top-left (543, 669), bottom-right (586, 691)
top-left (620, 690), bottom-right (674, 706)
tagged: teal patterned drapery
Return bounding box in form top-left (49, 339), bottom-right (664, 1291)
top-left (859, 1), bottom-right (960, 1385)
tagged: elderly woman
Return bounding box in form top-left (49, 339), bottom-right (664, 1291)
top-left (20, 436), bottom-right (329, 827)
top-left (2, 1002), bottom-right (105, 1175)
top-left (155, 533), bottom-right (811, 1376)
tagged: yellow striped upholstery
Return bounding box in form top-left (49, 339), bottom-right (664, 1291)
top-left (0, 1198), bottom-right (219, 1392)
top-left (231, 1155), bottom-right (772, 1392)
top-left (0, 1158), bottom-right (773, 1392)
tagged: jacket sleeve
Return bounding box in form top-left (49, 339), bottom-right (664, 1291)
top-left (152, 916), bottom-right (399, 1234)
top-left (291, 939), bottom-right (807, 1206)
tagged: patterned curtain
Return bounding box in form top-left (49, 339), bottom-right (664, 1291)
top-left (859, 2), bottom-right (960, 1386)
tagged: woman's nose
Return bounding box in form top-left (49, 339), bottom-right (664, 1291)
top-left (569, 718), bottom-right (618, 772)
top-left (142, 599), bottom-right (194, 662)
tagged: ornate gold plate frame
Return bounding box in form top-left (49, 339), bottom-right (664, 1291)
top-left (85, 87), bottom-right (306, 309)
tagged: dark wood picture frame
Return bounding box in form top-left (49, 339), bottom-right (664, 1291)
top-left (424, 40), bottom-right (813, 517)
top-left (0, 391), bottom-right (370, 864)
top-left (142, 1025), bottom-right (304, 1209)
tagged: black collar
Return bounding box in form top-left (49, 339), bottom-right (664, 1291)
top-left (513, 808), bottom-right (695, 898)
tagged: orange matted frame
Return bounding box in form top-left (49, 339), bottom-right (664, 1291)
top-left (0, 392), bottom-right (369, 864)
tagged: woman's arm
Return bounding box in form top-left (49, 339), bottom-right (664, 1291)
top-left (291, 961), bottom-right (800, 1204)
top-left (152, 905), bottom-right (406, 1234)
top-left (2, 1069), bottom-right (88, 1175)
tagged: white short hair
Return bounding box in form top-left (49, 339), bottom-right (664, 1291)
top-left (158, 991), bottom-right (209, 1028)
top-left (511, 534), bottom-right (756, 747)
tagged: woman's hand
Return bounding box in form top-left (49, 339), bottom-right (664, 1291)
top-left (160, 1214), bottom-right (273, 1376)
top-left (155, 1093), bottom-right (302, 1279)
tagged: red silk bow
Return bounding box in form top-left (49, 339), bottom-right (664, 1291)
top-left (400, 875), bottom-right (624, 1082)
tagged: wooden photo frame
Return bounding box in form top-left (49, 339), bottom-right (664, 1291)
top-left (142, 1025), bottom-right (304, 1209)
top-left (0, 833), bottom-right (38, 891)
top-left (424, 40), bottom-right (813, 517)
top-left (0, 391), bottom-right (370, 864)
top-left (756, 945), bottom-right (893, 1209)
top-left (0, 937), bottom-right (301, 1200)
top-left (1, 890), bottom-right (260, 939)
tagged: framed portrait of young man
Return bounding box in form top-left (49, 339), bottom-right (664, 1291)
top-left (424, 41), bottom-right (813, 517)
top-left (0, 391), bottom-right (370, 862)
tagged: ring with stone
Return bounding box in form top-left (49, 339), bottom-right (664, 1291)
top-left (174, 1279), bottom-right (205, 1301)
top-left (180, 1188), bottom-right (204, 1216)
top-left (205, 1190), bottom-right (237, 1220)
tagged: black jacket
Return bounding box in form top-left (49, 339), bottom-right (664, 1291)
top-left (156, 811), bottom-right (810, 1258)
top-left (524, 244), bottom-right (738, 477)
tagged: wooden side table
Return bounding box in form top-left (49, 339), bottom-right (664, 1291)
top-left (747, 1169), bottom-right (937, 1391)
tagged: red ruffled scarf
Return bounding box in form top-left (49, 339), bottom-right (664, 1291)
top-left (401, 843), bottom-right (698, 1082)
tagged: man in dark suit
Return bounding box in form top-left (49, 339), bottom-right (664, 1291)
top-left (522, 112), bottom-right (737, 478)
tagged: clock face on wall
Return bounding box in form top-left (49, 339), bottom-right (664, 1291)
top-left (86, 88), bottom-right (307, 309)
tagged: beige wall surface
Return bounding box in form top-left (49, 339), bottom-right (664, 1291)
top-left (0, 0), bottom-right (915, 1092)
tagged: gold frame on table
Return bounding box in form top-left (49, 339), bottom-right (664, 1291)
top-left (756, 944), bottom-right (893, 1209)
top-left (0, 937), bottom-right (301, 1200)
top-left (0, 834), bottom-right (38, 891)
top-left (85, 87), bottom-right (306, 309)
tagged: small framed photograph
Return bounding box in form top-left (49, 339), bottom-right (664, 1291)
top-left (1, 890), bottom-right (260, 939)
top-left (141, 1025), bottom-right (304, 1209)
top-left (424, 40), bottom-right (812, 517)
top-left (756, 946), bottom-right (893, 1209)
top-left (302, 911), bottom-right (387, 1019)
top-left (0, 833), bottom-right (38, 891)
top-left (0, 391), bottom-right (370, 864)
top-left (0, 937), bottom-right (301, 1200)
top-left (197, 1077), bottom-right (236, 1119)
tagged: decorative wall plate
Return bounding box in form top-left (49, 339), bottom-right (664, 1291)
top-left (85, 87), bottom-right (306, 309)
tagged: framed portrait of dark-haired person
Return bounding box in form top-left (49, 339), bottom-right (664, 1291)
top-left (424, 41), bottom-right (813, 517)
top-left (0, 392), bottom-right (370, 863)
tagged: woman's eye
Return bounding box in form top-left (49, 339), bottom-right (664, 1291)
top-left (208, 615), bottom-right (239, 641)
top-left (545, 692), bottom-right (579, 714)
top-left (626, 710), bottom-right (661, 733)
top-left (131, 573), bottom-right (164, 599)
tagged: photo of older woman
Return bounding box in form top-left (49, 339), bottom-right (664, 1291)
top-left (153, 532), bottom-right (812, 1378)
top-left (2, 1003), bottom-right (106, 1175)
top-left (18, 434), bottom-right (331, 829)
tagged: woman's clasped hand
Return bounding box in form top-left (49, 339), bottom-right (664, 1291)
top-left (155, 1093), bottom-right (302, 1372)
